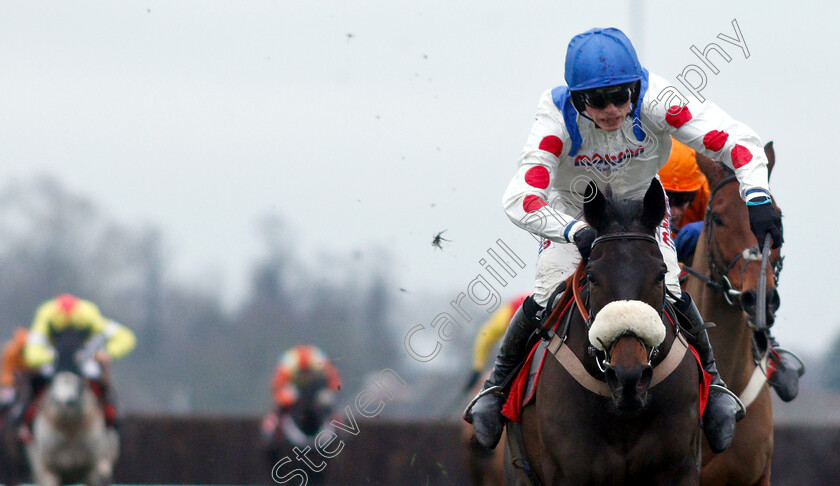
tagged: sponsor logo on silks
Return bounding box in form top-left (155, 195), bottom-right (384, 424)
top-left (538, 238), bottom-right (551, 255)
top-left (574, 145), bottom-right (645, 172)
top-left (660, 204), bottom-right (677, 251)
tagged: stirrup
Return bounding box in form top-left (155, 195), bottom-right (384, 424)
top-left (462, 385), bottom-right (503, 423)
top-left (710, 384), bottom-right (746, 420)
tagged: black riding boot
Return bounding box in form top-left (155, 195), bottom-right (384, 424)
top-left (675, 292), bottom-right (743, 454)
top-left (465, 295), bottom-right (542, 449)
top-left (757, 330), bottom-right (805, 402)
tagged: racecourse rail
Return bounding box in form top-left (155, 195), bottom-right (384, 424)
top-left (1, 416), bottom-right (837, 485)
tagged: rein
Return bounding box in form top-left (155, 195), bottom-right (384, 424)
top-left (572, 264), bottom-right (589, 323)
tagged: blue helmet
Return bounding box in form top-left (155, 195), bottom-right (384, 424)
top-left (564, 28), bottom-right (642, 91)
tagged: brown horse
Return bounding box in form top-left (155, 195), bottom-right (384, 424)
top-left (684, 145), bottom-right (782, 486)
top-left (512, 179), bottom-right (702, 485)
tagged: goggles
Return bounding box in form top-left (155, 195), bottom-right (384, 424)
top-left (666, 190), bottom-right (697, 208)
top-left (580, 83), bottom-right (634, 109)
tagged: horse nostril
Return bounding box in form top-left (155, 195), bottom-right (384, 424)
top-left (605, 368), bottom-right (619, 391)
top-left (768, 289), bottom-right (781, 313)
top-left (741, 290), bottom-right (757, 316)
top-left (640, 366), bottom-right (653, 390)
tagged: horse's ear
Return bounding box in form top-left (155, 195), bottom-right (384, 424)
top-left (583, 181), bottom-right (607, 231)
top-left (641, 178), bottom-right (667, 231)
top-left (764, 141), bottom-right (775, 179)
top-left (695, 151), bottom-right (727, 189)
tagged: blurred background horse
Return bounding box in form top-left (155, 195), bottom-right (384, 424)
top-left (26, 330), bottom-right (119, 486)
top-left (261, 344), bottom-right (341, 486)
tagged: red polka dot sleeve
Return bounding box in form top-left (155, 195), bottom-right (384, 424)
top-left (645, 72), bottom-right (770, 203)
top-left (503, 90), bottom-right (587, 243)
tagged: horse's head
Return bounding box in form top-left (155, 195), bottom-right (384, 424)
top-left (696, 144), bottom-right (782, 327)
top-left (287, 374), bottom-right (335, 436)
top-left (583, 178), bottom-right (668, 410)
top-left (43, 371), bottom-right (89, 424)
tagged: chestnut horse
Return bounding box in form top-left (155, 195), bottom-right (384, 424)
top-left (511, 179), bottom-right (702, 485)
top-left (684, 145), bottom-right (783, 486)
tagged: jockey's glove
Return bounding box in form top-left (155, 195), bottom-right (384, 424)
top-left (573, 226), bottom-right (597, 262)
top-left (747, 199), bottom-right (783, 249)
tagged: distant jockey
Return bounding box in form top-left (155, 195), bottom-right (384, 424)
top-left (15, 294), bottom-right (136, 442)
top-left (0, 328), bottom-right (29, 418)
top-left (658, 138), bottom-right (710, 264)
top-left (272, 345), bottom-right (341, 410)
top-left (463, 293), bottom-right (530, 392)
top-left (261, 345), bottom-right (341, 442)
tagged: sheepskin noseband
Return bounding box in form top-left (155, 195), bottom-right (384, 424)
top-left (589, 300), bottom-right (665, 351)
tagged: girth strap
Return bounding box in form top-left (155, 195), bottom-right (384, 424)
top-left (545, 330), bottom-right (689, 396)
top-left (506, 421), bottom-right (543, 486)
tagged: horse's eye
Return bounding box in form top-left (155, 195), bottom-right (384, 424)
top-left (657, 270), bottom-right (667, 282)
top-left (586, 272), bottom-right (597, 286)
top-left (711, 213), bottom-right (724, 226)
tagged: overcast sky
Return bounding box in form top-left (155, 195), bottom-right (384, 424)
top-left (1, 1), bottom-right (836, 354)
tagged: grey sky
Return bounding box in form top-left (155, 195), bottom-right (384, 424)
top-left (1, 1), bottom-right (836, 354)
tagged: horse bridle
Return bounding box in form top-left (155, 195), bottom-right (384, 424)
top-left (582, 231), bottom-right (664, 323)
top-left (682, 175), bottom-right (784, 307)
top-left (587, 232), bottom-right (664, 371)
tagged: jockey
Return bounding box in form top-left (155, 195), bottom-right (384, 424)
top-left (658, 138), bottom-right (709, 264)
top-left (0, 328), bottom-right (29, 418)
top-left (261, 345), bottom-right (341, 440)
top-left (464, 293), bottom-right (530, 392)
top-left (272, 345), bottom-right (341, 410)
top-left (468, 28), bottom-right (783, 454)
top-left (16, 294), bottom-right (136, 440)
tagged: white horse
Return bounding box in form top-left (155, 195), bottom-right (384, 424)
top-left (26, 368), bottom-right (119, 486)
